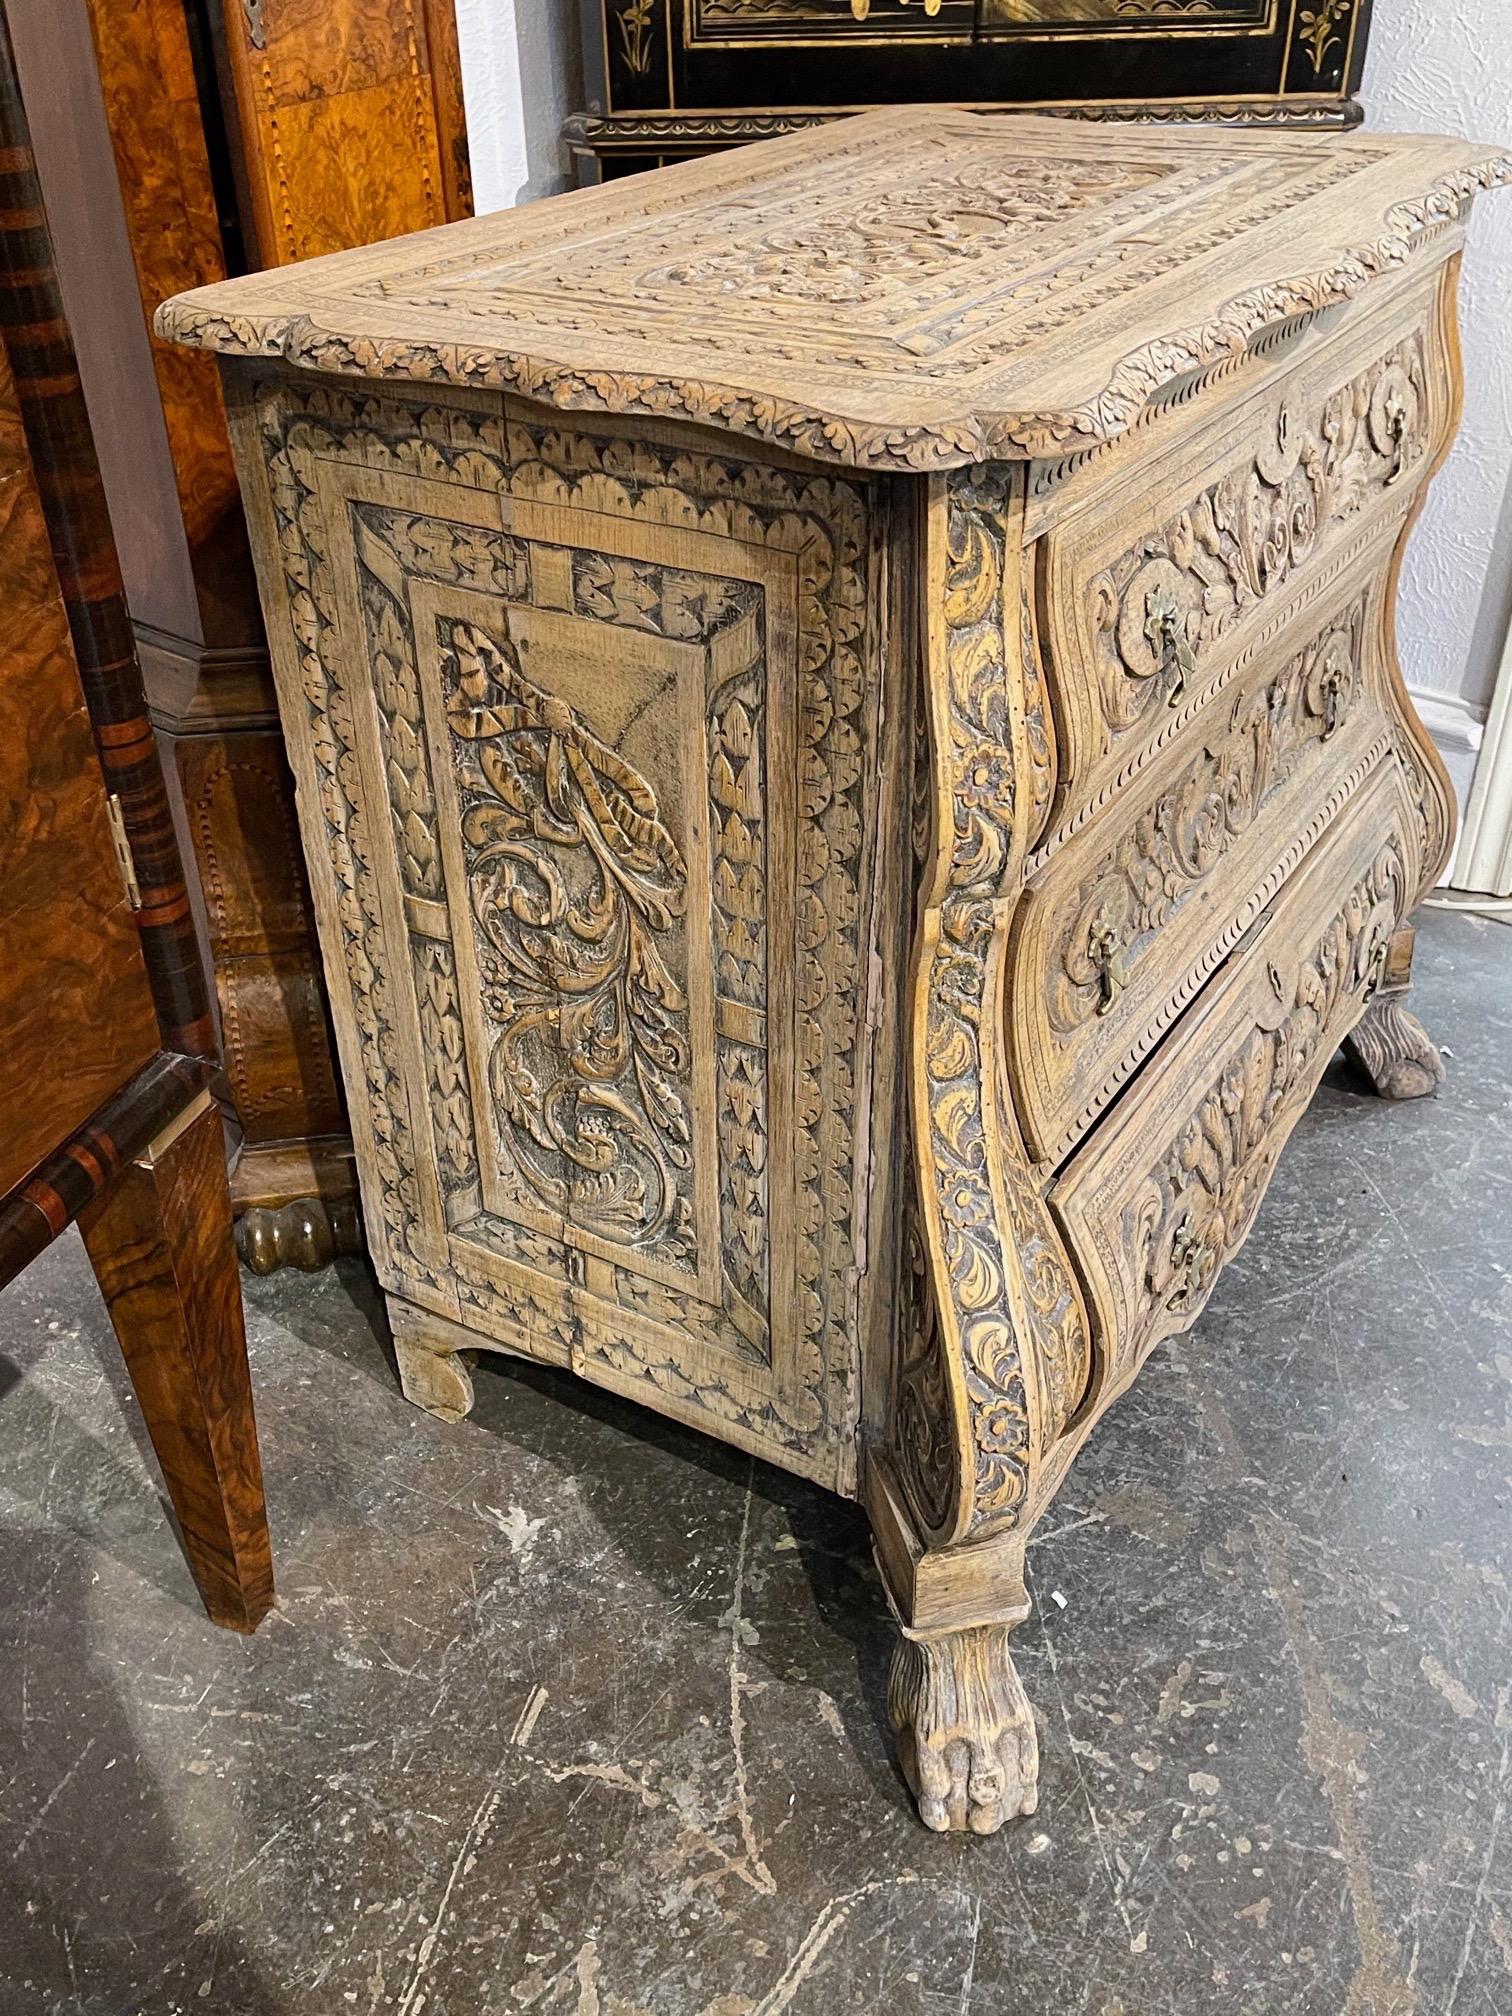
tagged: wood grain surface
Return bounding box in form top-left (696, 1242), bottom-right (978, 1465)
top-left (220, 0), bottom-right (470, 268)
top-left (0, 336), bottom-right (160, 1199)
top-left (79, 1093), bottom-right (274, 1633)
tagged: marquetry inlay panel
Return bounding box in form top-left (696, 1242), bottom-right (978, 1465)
top-left (178, 113), bottom-right (1509, 1837)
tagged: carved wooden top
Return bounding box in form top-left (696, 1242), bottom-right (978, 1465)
top-left (157, 108), bottom-right (1510, 473)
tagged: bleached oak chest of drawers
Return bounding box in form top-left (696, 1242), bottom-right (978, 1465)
top-left (160, 109), bottom-right (1509, 1834)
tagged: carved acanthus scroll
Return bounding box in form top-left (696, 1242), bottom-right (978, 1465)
top-left (901, 465), bottom-right (1091, 1546)
top-left (1131, 836), bottom-right (1408, 1358)
top-left (442, 617), bottom-right (697, 1262)
top-left (1052, 597), bottom-right (1366, 1033)
top-left (1096, 339), bottom-right (1427, 742)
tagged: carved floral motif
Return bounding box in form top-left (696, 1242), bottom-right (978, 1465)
top-left (903, 466), bottom-right (1091, 1544)
top-left (1131, 837), bottom-right (1407, 1360)
top-left (1096, 341), bottom-right (1425, 739)
top-left (640, 158), bottom-right (1170, 309)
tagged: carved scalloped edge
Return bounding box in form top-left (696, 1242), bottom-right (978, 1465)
top-left (157, 160), bottom-right (1511, 476)
top-left (1036, 731), bottom-right (1394, 1174)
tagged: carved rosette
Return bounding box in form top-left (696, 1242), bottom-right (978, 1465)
top-left (901, 465), bottom-right (1092, 1546)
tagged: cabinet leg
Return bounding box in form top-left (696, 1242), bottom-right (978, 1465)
top-left (236, 1194), bottom-right (363, 1274)
top-left (1344, 924), bottom-right (1445, 1101)
top-left (78, 1093), bottom-right (274, 1633)
top-left (888, 1618), bottom-right (1039, 1834)
top-left (390, 1300), bottom-right (477, 1424)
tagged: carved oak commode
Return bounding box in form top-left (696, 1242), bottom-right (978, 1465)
top-left (159, 109), bottom-right (1509, 1833)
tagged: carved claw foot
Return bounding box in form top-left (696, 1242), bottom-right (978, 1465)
top-left (1345, 996), bottom-right (1445, 1101)
top-left (393, 1330), bottom-right (476, 1424)
top-left (888, 1621), bottom-right (1039, 1834)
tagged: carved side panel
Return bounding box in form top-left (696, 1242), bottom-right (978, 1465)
top-left (231, 375), bottom-right (891, 1491)
top-left (898, 465), bottom-right (1093, 1548)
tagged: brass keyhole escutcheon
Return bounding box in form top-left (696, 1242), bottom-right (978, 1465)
top-left (1145, 582), bottom-right (1197, 706)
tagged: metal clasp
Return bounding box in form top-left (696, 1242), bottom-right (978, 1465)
top-left (1364, 934), bottom-right (1390, 1001)
top-left (1145, 583), bottom-right (1197, 706)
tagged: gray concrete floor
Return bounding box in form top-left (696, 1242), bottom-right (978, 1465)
top-left (2, 908), bottom-right (1510, 2016)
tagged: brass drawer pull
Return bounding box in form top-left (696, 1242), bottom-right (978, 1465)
top-left (1320, 662), bottom-right (1347, 740)
top-left (1145, 582), bottom-right (1197, 705)
top-left (1383, 390), bottom-right (1411, 487)
top-left (1088, 920), bottom-right (1130, 1017)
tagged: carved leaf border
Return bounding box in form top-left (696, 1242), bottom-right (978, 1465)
top-left (904, 465), bottom-right (1093, 1546)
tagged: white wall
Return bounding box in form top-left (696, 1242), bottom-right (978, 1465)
top-left (453, 0), bottom-right (581, 212)
top-left (1363, 9), bottom-right (1512, 816)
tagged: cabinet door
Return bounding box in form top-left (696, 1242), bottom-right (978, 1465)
top-left (0, 343), bottom-right (160, 1197)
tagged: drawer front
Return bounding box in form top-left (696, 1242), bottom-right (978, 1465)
top-left (1032, 266), bottom-right (1452, 838)
top-left (1050, 757), bottom-right (1414, 1408)
top-left (1008, 578), bottom-right (1386, 1166)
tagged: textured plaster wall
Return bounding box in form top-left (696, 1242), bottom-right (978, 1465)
top-left (452, 0), bottom-right (581, 211)
top-left (1363, 8), bottom-right (1512, 753)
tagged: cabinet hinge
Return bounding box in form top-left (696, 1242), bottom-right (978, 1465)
top-left (105, 793), bottom-right (142, 911)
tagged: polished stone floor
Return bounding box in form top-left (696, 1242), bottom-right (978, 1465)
top-left (1, 908), bottom-right (1510, 2016)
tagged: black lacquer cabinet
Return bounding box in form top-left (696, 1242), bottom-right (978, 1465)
top-left (570, 0), bottom-right (1374, 180)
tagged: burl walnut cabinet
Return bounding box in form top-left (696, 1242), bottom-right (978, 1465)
top-left (160, 110), bottom-right (1508, 1829)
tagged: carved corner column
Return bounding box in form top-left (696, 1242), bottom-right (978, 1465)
top-left (868, 466), bottom-right (1093, 1834)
